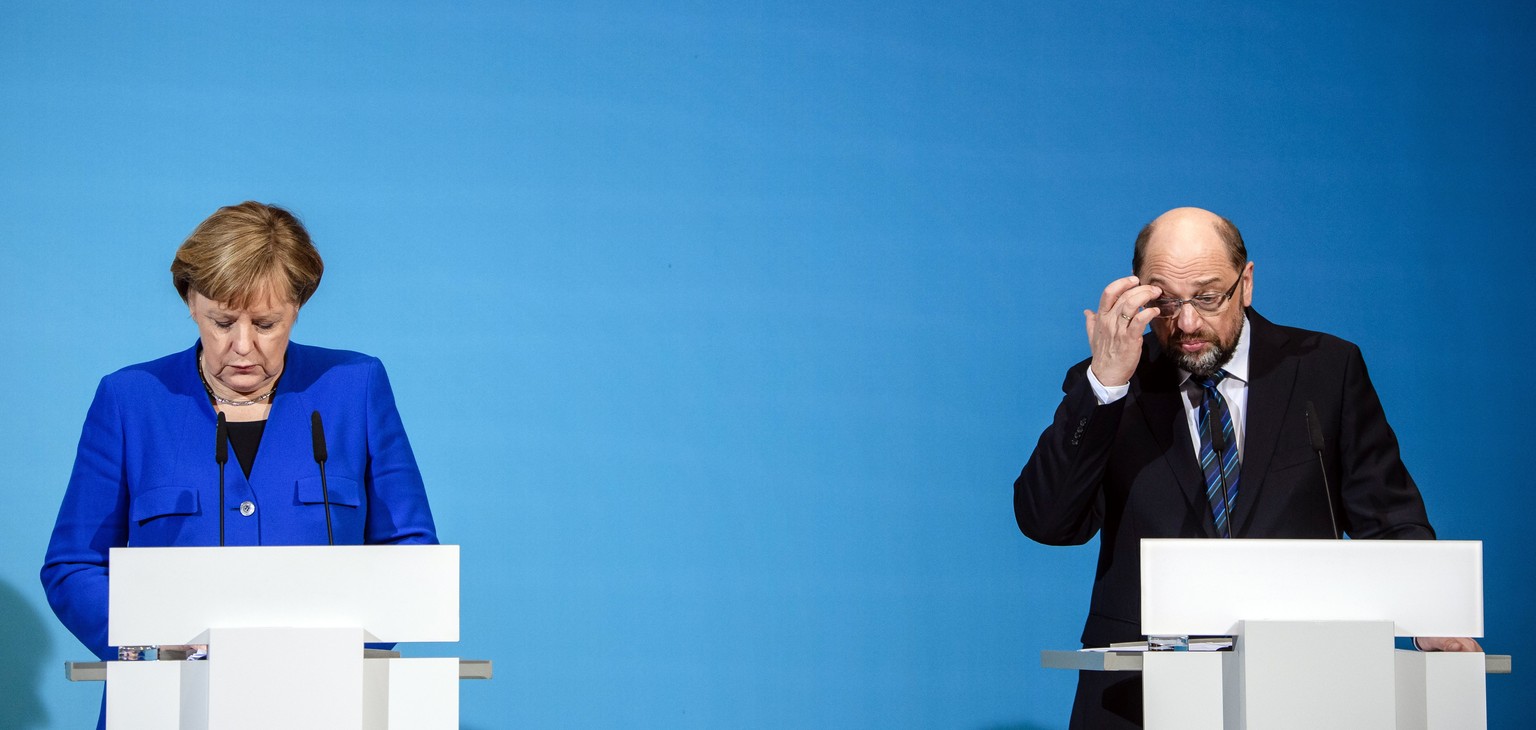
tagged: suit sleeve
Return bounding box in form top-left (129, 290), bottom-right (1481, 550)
top-left (40, 378), bottom-right (131, 661)
top-left (1014, 362), bottom-right (1128, 546)
top-left (1336, 345), bottom-right (1435, 539)
top-left (361, 359), bottom-right (438, 545)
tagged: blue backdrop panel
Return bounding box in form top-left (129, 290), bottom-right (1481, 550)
top-left (1, 2), bottom-right (1530, 728)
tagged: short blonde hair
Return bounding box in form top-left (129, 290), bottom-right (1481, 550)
top-left (170, 201), bottom-right (324, 308)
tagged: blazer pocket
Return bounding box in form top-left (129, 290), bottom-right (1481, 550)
top-left (1269, 447), bottom-right (1316, 472)
top-left (295, 475), bottom-right (361, 508)
top-left (131, 486), bottom-right (200, 525)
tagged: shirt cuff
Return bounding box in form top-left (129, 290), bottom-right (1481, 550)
top-left (1087, 367), bottom-right (1130, 405)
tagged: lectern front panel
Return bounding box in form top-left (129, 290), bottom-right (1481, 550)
top-left (108, 545), bottom-right (460, 645)
top-left (1140, 539), bottom-right (1481, 638)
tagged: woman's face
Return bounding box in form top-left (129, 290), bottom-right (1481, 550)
top-left (188, 284), bottom-right (299, 398)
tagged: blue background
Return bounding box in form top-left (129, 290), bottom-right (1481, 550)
top-left (2, 2), bottom-right (1531, 727)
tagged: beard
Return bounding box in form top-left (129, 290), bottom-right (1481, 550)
top-left (1167, 315), bottom-right (1243, 379)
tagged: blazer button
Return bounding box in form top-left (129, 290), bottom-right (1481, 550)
top-left (239, 501), bottom-right (256, 517)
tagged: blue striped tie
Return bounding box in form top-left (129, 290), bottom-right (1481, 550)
top-left (1197, 371), bottom-right (1241, 538)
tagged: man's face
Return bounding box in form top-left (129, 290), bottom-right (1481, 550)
top-left (1138, 214), bottom-right (1254, 378)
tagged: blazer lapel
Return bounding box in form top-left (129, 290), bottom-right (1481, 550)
top-left (248, 342), bottom-right (316, 497)
top-left (1133, 341), bottom-right (1218, 538)
top-left (209, 342), bottom-right (319, 544)
top-left (1230, 309), bottom-right (1297, 537)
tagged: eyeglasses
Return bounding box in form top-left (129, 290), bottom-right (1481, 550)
top-left (1149, 277), bottom-right (1242, 319)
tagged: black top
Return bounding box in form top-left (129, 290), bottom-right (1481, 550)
top-left (225, 419), bottom-right (267, 479)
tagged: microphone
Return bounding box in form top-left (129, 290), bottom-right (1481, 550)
top-left (215, 412), bottom-right (228, 547)
top-left (1305, 401), bottom-right (1341, 539)
top-left (310, 411), bottom-right (335, 546)
top-left (1209, 421), bottom-right (1233, 538)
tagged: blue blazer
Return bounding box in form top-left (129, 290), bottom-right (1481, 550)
top-left (41, 341), bottom-right (438, 660)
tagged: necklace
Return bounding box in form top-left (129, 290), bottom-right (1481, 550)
top-left (198, 354), bottom-right (278, 407)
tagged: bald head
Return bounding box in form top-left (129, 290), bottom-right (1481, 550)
top-left (1132, 207), bottom-right (1247, 276)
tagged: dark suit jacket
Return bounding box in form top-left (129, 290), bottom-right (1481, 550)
top-left (1015, 308), bottom-right (1434, 647)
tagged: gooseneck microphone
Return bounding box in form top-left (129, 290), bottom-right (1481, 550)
top-left (215, 412), bottom-right (228, 546)
top-left (1305, 401), bottom-right (1341, 539)
top-left (310, 410), bottom-right (335, 546)
top-left (1209, 420), bottom-right (1233, 538)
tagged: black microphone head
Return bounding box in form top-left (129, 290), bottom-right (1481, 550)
top-left (310, 410), bottom-right (328, 463)
top-left (1305, 400), bottom-right (1326, 452)
top-left (215, 411), bottom-right (228, 465)
top-left (1210, 422), bottom-right (1227, 454)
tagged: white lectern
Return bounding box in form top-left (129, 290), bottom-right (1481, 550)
top-left (1042, 539), bottom-right (1501, 730)
top-left (103, 545), bottom-right (464, 730)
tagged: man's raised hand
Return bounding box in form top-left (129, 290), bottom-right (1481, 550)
top-left (1084, 275), bottom-right (1163, 387)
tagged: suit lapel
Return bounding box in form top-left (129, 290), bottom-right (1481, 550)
top-left (1132, 340), bottom-right (1218, 538)
top-left (1230, 309), bottom-right (1297, 537)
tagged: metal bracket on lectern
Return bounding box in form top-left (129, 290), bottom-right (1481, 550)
top-left (66, 658), bottom-right (494, 682)
top-left (1040, 649), bottom-right (1511, 675)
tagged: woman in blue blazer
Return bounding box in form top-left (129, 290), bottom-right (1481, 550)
top-left (40, 201), bottom-right (439, 667)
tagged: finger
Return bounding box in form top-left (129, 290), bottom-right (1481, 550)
top-left (1097, 276), bottom-right (1141, 314)
top-left (1113, 284), bottom-right (1164, 317)
top-left (1126, 284), bottom-right (1165, 309)
top-left (1084, 310), bottom-right (1096, 340)
top-left (1418, 636), bottom-right (1480, 652)
top-left (1132, 305), bottom-right (1161, 329)
top-left (1105, 287), bottom-right (1162, 330)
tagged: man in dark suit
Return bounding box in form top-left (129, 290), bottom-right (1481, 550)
top-left (1013, 207), bottom-right (1479, 729)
